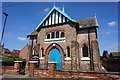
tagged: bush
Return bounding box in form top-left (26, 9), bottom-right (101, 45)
top-left (14, 57), bottom-right (26, 62)
top-left (2, 57), bottom-right (14, 66)
top-left (2, 54), bottom-right (26, 66)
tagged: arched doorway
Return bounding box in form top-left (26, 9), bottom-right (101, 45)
top-left (49, 47), bottom-right (61, 69)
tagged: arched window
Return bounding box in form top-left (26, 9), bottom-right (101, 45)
top-left (51, 32), bottom-right (55, 39)
top-left (41, 48), bottom-right (44, 57)
top-left (56, 31), bottom-right (59, 38)
top-left (66, 46), bottom-right (70, 57)
top-left (47, 34), bottom-right (50, 39)
top-left (82, 44), bottom-right (88, 57)
top-left (45, 31), bottom-right (65, 43)
top-left (61, 32), bottom-right (64, 38)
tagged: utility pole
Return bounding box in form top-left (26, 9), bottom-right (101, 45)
top-left (0, 13), bottom-right (8, 45)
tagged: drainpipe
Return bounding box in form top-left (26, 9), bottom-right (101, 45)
top-left (88, 29), bottom-right (94, 71)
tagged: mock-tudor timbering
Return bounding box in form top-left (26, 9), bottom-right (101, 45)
top-left (27, 5), bottom-right (101, 71)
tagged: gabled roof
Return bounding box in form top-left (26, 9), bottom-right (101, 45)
top-left (20, 43), bottom-right (28, 51)
top-left (27, 30), bottom-right (38, 38)
top-left (11, 49), bottom-right (20, 58)
top-left (76, 16), bottom-right (99, 28)
top-left (12, 49), bottom-right (20, 53)
top-left (110, 52), bottom-right (120, 57)
top-left (4, 48), bottom-right (11, 53)
top-left (35, 5), bottom-right (76, 30)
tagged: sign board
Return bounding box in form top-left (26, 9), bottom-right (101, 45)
top-left (31, 55), bottom-right (39, 61)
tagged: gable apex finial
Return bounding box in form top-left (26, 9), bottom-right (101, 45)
top-left (62, 5), bottom-right (65, 12)
top-left (54, 2), bottom-right (55, 7)
top-left (94, 13), bottom-right (96, 16)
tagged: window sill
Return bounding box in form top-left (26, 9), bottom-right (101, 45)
top-left (39, 57), bottom-right (44, 60)
top-left (65, 57), bottom-right (71, 61)
top-left (44, 37), bottom-right (65, 43)
top-left (81, 57), bottom-right (90, 61)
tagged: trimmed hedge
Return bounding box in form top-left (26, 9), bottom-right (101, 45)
top-left (2, 54), bottom-right (26, 66)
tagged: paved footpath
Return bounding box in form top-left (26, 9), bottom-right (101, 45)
top-left (1, 70), bottom-right (30, 79)
top-left (1, 74), bottom-right (114, 80)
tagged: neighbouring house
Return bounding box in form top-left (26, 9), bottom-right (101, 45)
top-left (27, 5), bottom-right (101, 71)
top-left (2, 48), bottom-right (11, 55)
top-left (109, 52), bottom-right (120, 60)
top-left (102, 52), bottom-right (120, 72)
top-left (0, 44), bottom-right (4, 54)
top-left (11, 49), bottom-right (20, 58)
top-left (20, 43), bottom-right (29, 59)
top-left (20, 43), bottom-right (29, 70)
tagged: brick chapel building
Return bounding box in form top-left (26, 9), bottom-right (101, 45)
top-left (27, 5), bottom-right (101, 71)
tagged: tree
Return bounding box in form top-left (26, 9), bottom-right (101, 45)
top-left (102, 50), bottom-right (108, 60)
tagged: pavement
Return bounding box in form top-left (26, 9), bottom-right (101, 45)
top-left (1, 70), bottom-right (31, 79)
top-left (2, 73), bottom-right (29, 78)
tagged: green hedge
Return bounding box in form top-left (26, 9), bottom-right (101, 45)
top-left (2, 54), bottom-right (26, 66)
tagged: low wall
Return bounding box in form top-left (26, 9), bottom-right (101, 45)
top-left (54, 70), bottom-right (120, 79)
top-left (2, 66), bottom-right (14, 74)
top-left (34, 68), bottom-right (49, 78)
top-left (2, 61), bottom-right (23, 75)
top-left (33, 68), bottom-right (120, 79)
top-left (28, 62), bottom-right (120, 79)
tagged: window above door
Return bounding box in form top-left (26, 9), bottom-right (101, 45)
top-left (45, 31), bottom-right (65, 43)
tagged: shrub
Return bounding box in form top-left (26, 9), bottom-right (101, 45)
top-left (2, 54), bottom-right (26, 66)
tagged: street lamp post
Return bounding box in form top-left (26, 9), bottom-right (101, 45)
top-left (0, 13), bottom-right (8, 45)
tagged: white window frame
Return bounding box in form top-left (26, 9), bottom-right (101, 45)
top-left (33, 48), bottom-right (35, 55)
top-left (56, 31), bottom-right (59, 38)
top-left (51, 31), bottom-right (55, 39)
top-left (81, 44), bottom-right (90, 61)
top-left (39, 48), bottom-right (44, 60)
top-left (45, 31), bottom-right (65, 43)
top-left (65, 47), bottom-right (71, 61)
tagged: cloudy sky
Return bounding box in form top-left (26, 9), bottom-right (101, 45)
top-left (1, 2), bottom-right (118, 56)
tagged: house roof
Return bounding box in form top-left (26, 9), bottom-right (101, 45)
top-left (11, 49), bottom-right (20, 57)
top-left (27, 30), bottom-right (38, 38)
top-left (12, 49), bottom-right (20, 53)
top-left (76, 16), bottom-right (99, 28)
top-left (4, 48), bottom-right (11, 53)
top-left (20, 43), bottom-right (28, 51)
top-left (35, 5), bottom-right (76, 30)
top-left (110, 52), bottom-right (120, 57)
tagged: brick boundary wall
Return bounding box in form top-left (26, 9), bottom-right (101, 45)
top-left (32, 62), bottom-right (120, 79)
top-left (29, 61), bottom-right (38, 77)
top-left (2, 66), bottom-right (14, 74)
top-left (2, 61), bottom-right (23, 75)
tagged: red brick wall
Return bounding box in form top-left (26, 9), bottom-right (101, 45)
top-left (34, 68), bottom-right (120, 79)
top-left (29, 63), bottom-right (36, 77)
top-left (45, 27), bottom-right (65, 34)
top-left (34, 69), bottom-right (49, 78)
top-left (2, 66), bottom-right (14, 74)
top-left (33, 62), bottom-right (120, 79)
top-left (20, 44), bottom-right (28, 59)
